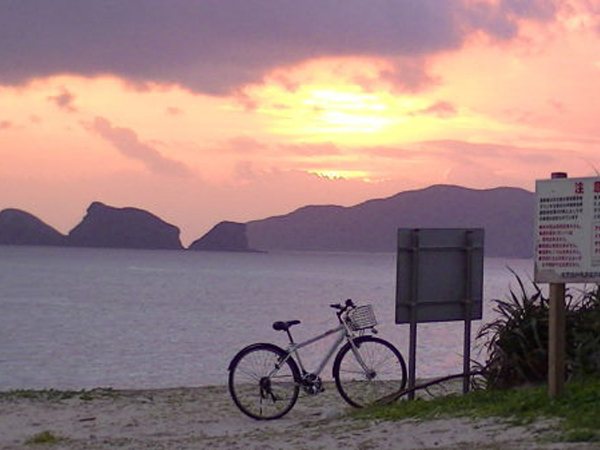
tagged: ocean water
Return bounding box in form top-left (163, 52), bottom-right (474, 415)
top-left (0, 246), bottom-right (534, 391)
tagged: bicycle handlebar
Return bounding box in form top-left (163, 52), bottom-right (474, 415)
top-left (330, 299), bottom-right (355, 321)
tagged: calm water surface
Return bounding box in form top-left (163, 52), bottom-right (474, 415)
top-left (0, 246), bottom-right (534, 390)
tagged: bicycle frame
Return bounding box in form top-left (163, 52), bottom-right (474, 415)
top-left (282, 321), bottom-right (361, 379)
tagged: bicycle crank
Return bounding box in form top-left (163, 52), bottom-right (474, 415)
top-left (301, 373), bottom-right (324, 395)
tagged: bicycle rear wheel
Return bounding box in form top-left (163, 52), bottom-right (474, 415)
top-left (333, 336), bottom-right (407, 408)
top-left (228, 343), bottom-right (300, 420)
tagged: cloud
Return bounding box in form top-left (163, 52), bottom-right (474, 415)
top-left (462, 0), bottom-right (559, 40)
top-left (410, 101), bottom-right (457, 118)
top-left (0, 120), bottom-right (13, 130)
top-left (221, 137), bottom-right (342, 157)
top-left (166, 107), bottom-right (183, 116)
top-left (47, 87), bottom-right (77, 112)
top-left (0, 0), bottom-right (563, 95)
top-left (499, 0), bottom-right (559, 21)
top-left (421, 140), bottom-right (557, 164)
top-left (278, 142), bottom-right (341, 156)
top-left (87, 117), bottom-right (193, 177)
top-left (223, 136), bottom-right (268, 154)
top-left (378, 58), bottom-right (441, 93)
top-left (360, 138), bottom-right (564, 189)
top-left (233, 161), bottom-right (259, 182)
top-left (363, 139), bottom-right (557, 165)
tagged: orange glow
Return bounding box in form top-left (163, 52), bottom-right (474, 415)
top-left (308, 169), bottom-right (372, 181)
top-left (301, 89), bottom-right (392, 133)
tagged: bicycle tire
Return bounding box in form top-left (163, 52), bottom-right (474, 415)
top-left (228, 343), bottom-right (300, 420)
top-left (333, 336), bottom-right (407, 408)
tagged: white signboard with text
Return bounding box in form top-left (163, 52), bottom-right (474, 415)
top-left (535, 176), bottom-right (600, 283)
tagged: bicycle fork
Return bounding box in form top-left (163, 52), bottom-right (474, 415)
top-left (347, 337), bottom-right (376, 380)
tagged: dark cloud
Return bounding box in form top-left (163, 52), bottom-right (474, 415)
top-left (353, 57), bottom-right (439, 93)
top-left (87, 117), bottom-right (193, 177)
top-left (380, 58), bottom-right (440, 93)
top-left (0, 1), bottom-right (560, 95)
top-left (47, 87), bottom-right (77, 112)
top-left (499, 0), bottom-right (559, 21)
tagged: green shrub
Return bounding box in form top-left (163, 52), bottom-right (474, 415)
top-left (25, 430), bottom-right (63, 445)
top-left (477, 269), bottom-right (600, 388)
top-left (568, 287), bottom-right (600, 375)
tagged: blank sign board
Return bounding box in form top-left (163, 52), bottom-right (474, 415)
top-left (395, 228), bottom-right (484, 324)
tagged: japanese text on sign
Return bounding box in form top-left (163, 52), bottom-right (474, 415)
top-left (535, 177), bottom-right (600, 283)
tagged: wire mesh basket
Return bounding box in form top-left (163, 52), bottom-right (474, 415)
top-left (347, 304), bottom-right (377, 331)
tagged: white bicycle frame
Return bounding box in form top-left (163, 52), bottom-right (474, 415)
top-left (280, 319), bottom-right (368, 379)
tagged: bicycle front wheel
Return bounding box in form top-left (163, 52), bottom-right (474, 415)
top-left (228, 343), bottom-right (300, 420)
top-left (333, 336), bottom-right (407, 408)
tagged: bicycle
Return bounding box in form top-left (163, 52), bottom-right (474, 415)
top-left (228, 299), bottom-right (408, 420)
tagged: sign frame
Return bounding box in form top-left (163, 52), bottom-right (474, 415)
top-left (534, 176), bottom-right (600, 284)
top-left (395, 228), bottom-right (484, 324)
top-left (395, 228), bottom-right (484, 398)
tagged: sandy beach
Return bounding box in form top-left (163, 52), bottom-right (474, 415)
top-left (1, 384), bottom-right (599, 450)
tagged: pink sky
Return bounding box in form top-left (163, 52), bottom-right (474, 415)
top-left (1, 0), bottom-right (600, 245)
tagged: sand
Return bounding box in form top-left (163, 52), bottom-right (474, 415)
top-left (1, 384), bottom-right (598, 450)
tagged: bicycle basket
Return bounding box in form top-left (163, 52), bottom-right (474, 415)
top-left (347, 305), bottom-right (377, 331)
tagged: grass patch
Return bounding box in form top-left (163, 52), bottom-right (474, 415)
top-left (25, 430), bottom-right (64, 445)
top-left (0, 388), bottom-right (119, 402)
top-left (358, 377), bottom-right (600, 442)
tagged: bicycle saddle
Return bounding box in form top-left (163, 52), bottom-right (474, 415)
top-left (272, 320), bottom-right (301, 331)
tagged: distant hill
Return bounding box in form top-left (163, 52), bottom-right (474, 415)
top-left (68, 202), bottom-right (184, 250)
top-left (246, 185), bottom-right (535, 257)
top-left (189, 221), bottom-right (258, 252)
top-left (0, 208), bottom-right (67, 246)
top-left (0, 185), bottom-right (536, 256)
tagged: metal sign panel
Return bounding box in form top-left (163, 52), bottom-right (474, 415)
top-left (395, 228), bottom-right (484, 324)
top-left (535, 176), bottom-right (600, 283)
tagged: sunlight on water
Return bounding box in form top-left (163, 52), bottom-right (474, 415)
top-left (0, 246), bottom-right (533, 390)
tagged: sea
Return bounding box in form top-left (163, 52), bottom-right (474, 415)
top-left (0, 246), bottom-right (535, 391)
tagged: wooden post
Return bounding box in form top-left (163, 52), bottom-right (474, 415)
top-left (549, 283), bottom-right (566, 397)
top-left (548, 172), bottom-right (567, 397)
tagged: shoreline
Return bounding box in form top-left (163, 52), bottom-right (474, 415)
top-left (1, 384), bottom-right (596, 450)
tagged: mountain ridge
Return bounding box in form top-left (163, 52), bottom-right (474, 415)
top-left (0, 184), bottom-right (535, 256)
top-left (246, 184), bottom-right (534, 257)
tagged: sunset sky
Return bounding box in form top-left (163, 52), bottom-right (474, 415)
top-left (1, 0), bottom-right (600, 245)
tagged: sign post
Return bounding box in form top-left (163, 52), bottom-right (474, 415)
top-left (534, 173), bottom-right (600, 397)
top-left (548, 282), bottom-right (566, 396)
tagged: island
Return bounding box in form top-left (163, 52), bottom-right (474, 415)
top-left (0, 208), bottom-right (67, 246)
top-left (188, 221), bottom-right (260, 252)
top-left (68, 202), bottom-right (183, 250)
